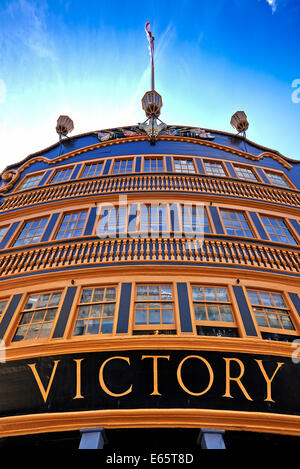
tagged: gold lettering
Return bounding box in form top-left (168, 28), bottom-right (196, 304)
top-left (177, 355), bottom-right (214, 396)
top-left (28, 360), bottom-right (60, 403)
top-left (141, 355), bottom-right (170, 395)
top-left (223, 358), bottom-right (253, 401)
top-left (255, 359), bottom-right (284, 403)
top-left (73, 359), bottom-right (84, 399)
top-left (99, 356), bottom-right (132, 397)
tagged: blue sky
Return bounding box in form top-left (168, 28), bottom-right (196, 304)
top-left (0, 0), bottom-right (299, 172)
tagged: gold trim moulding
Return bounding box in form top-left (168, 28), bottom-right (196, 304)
top-left (1, 408), bottom-right (300, 438)
top-left (4, 335), bottom-right (298, 362)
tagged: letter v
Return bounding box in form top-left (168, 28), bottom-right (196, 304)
top-left (28, 360), bottom-right (60, 403)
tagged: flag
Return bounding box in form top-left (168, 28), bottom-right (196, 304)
top-left (145, 22), bottom-right (154, 61)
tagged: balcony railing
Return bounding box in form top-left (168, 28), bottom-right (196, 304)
top-left (0, 236), bottom-right (299, 277)
top-left (1, 173), bottom-right (299, 211)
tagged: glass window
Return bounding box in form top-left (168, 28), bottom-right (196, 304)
top-left (140, 205), bottom-right (168, 233)
top-left (220, 210), bottom-right (254, 238)
top-left (203, 161), bottom-right (226, 177)
top-left (174, 159), bottom-right (195, 174)
top-left (182, 205), bottom-right (210, 234)
top-left (13, 218), bottom-right (48, 247)
top-left (0, 299), bottom-right (8, 323)
top-left (51, 167), bottom-right (73, 183)
top-left (0, 226), bottom-right (8, 242)
top-left (18, 173), bottom-right (44, 190)
top-left (97, 207), bottom-right (127, 236)
top-left (191, 286), bottom-right (238, 337)
top-left (265, 171), bottom-right (290, 188)
top-left (12, 291), bottom-right (62, 342)
top-left (260, 216), bottom-right (297, 245)
top-left (144, 158), bottom-right (164, 172)
top-left (112, 159), bottom-right (133, 174)
top-left (72, 286), bottom-right (116, 336)
top-left (247, 289), bottom-right (296, 340)
top-left (55, 211), bottom-right (88, 240)
top-left (233, 165), bottom-right (258, 182)
top-left (134, 285), bottom-right (175, 332)
top-left (81, 162), bottom-right (103, 178)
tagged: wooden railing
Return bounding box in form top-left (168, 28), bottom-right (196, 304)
top-left (1, 174), bottom-right (299, 210)
top-left (0, 237), bottom-right (299, 277)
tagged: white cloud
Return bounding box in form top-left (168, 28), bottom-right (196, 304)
top-left (265, 0), bottom-right (277, 13)
top-left (3, 0), bottom-right (56, 61)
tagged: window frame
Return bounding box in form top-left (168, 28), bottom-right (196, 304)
top-left (258, 214), bottom-right (298, 245)
top-left (53, 208), bottom-right (90, 241)
top-left (132, 283), bottom-right (177, 334)
top-left (0, 297), bottom-right (10, 324)
top-left (111, 158), bottom-right (135, 175)
top-left (8, 289), bottom-right (64, 344)
top-left (263, 169), bottom-right (293, 189)
top-left (218, 208), bottom-right (257, 239)
top-left (245, 288), bottom-right (299, 340)
top-left (48, 165), bottom-right (75, 185)
top-left (173, 158), bottom-right (196, 174)
top-left (232, 164), bottom-right (261, 183)
top-left (188, 283), bottom-right (239, 336)
top-left (142, 156), bottom-right (166, 173)
top-left (69, 284), bottom-right (119, 338)
top-left (0, 225), bottom-right (9, 243)
top-left (15, 171), bottom-right (45, 192)
top-left (79, 161), bottom-right (105, 179)
top-left (180, 204), bottom-right (212, 236)
top-left (11, 216), bottom-right (49, 248)
top-left (202, 159), bottom-right (229, 178)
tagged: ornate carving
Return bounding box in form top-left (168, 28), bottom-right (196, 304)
top-left (0, 170), bottom-right (19, 192)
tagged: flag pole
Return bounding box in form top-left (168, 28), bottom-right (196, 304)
top-left (145, 22), bottom-right (155, 91)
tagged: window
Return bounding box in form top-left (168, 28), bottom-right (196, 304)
top-left (220, 210), bottom-right (254, 238)
top-left (112, 159), bottom-right (133, 174)
top-left (260, 216), bottom-right (297, 245)
top-left (203, 161), bottom-right (226, 177)
top-left (144, 158), bottom-right (164, 172)
top-left (191, 286), bottom-right (238, 337)
top-left (72, 286), bottom-right (116, 336)
top-left (51, 167), bottom-right (73, 183)
top-left (0, 226), bottom-right (8, 242)
top-left (140, 205), bottom-right (168, 233)
top-left (174, 158), bottom-right (196, 174)
top-left (12, 291), bottom-right (62, 342)
top-left (233, 165), bottom-right (258, 182)
top-left (55, 211), bottom-right (88, 240)
top-left (0, 299), bottom-right (8, 323)
top-left (18, 173), bottom-right (44, 190)
top-left (13, 218), bottom-right (48, 247)
top-left (81, 162), bottom-right (103, 178)
top-left (264, 171), bottom-right (290, 188)
top-left (134, 285), bottom-right (175, 334)
top-left (97, 206), bottom-right (127, 236)
top-left (247, 289), bottom-right (297, 341)
top-left (182, 205), bottom-right (210, 235)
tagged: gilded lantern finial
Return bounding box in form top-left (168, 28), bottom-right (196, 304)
top-left (230, 111), bottom-right (249, 135)
top-left (56, 115), bottom-right (74, 138)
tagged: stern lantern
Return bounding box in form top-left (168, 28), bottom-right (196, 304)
top-left (56, 115), bottom-right (74, 139)
top-left (230, 111), bottom-right (249, 135)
